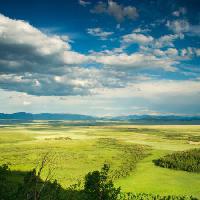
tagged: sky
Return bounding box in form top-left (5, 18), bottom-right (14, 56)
top-left (0, 0), bottom-right (200, 116)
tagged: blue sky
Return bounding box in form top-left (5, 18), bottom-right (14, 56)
top-left (0, 0), bottom-right (200, 116)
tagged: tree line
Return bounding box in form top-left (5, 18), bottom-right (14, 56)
top-left (153, 148), bottom-right (200, 173)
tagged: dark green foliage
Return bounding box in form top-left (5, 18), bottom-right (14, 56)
top-left (16, 169), bottom-right (64, 200)
top-left (0, 163), bottom-right (198, 200)
top-left (0, 164), bottom-right (16, 200)
top-left (84, 164), bottom-right (121, 200)
top-left (153, 148), bottom-right (200, 173)
top-left (0, 164), bottom-right (10, 194)
top-left (0, 162), bottom-right (65, 200)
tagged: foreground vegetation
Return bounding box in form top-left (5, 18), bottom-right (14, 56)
top-left (0, 121), bottom-right (200, 198)
top-left (0, 162), bottom-right (198, 200)
top-left (153, 148), bottom-right (200, 173)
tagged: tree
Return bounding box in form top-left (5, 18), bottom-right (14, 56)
top-left (16, 152), bottom-right (62, 200)
top-left (84, 164), bottom-right (121, 200)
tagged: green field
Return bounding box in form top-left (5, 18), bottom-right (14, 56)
top-left (0, 121), bottom-right (200, 198)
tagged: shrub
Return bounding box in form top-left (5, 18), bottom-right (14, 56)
top-left (153, 148), bottom-right (200, 173)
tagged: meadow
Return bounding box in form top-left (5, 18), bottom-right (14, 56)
top-left (0, 121), bottom-right (200, 198)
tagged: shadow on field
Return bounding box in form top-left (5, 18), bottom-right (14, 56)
top-left (1, 163), bottom-right (198, 200)
top-left (0, 164), bottom-right (85, 200)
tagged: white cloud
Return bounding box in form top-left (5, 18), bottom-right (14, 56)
top-left (92, 52), bottom-right (177, 72)
top-left (167, 19), bottom-right (200, 36)
top-left (91, 0), bottom-right (138, 22)
top-left (165, 48), bottom-right (178, 57)
top-left (100, 79), bottom-right (200, 100)
top-left (140, 47), bottom-right (180, 60)
top-left (0, 14), bottom-right (70, 54)
top-left (0, 13), bottom-right (198, 100)
top-left (0, 13), bottom-right (88, 75)
top-left (2, 78), bottom-right (200, 116)
top-left (153, 34), bottom-right (183, 48)
top-left (122, 33), bottom-right (153, 45)
top-left (151, 49), bottom-right (165, 57)
top-left (87, 27), bottom-right (113, 40)
top-left (133, 27), bottom-right (151, 33)
top-left (23, 101), bottom-right (31, 106)
top-left (79, 0), bottom-right (91, 7)
top-left (180, 47), bottom-right (200, 58)
top-left (121, 31), bottom-right (183, 50)
top-left (95, 79), bottom-right (200, 115)
top-left (166, 19), bottom-right (189, 33)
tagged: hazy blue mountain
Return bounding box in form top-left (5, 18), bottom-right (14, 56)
top-left (111, 115), bottom-right (200, 121)
top-left (0, 112), bottom-right (96, 120)
top-left (0, 113), bottom-right (200, 123)
top-left (110, 115), bottom-right (200, 125)
top-left (0, 112), bottom-right (34, 120)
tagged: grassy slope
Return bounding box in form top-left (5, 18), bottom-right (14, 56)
top-left (117, 150), bottom-right (200, 197)
top-left (0, 122), bottom-right (200, 197)
top-left (116, 125), bottom-right (200, 197)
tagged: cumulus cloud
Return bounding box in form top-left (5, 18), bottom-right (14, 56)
top-left (0, 13), bottom-right (88, 74)
top-left (153, 34), bottom-right (183, 48)
top-left (133, 27), bottom-right (151, 33)
top-left (166, 19), bottom-right (200, 36)
top-left (0, 70), bottom-right (92, 96)
top-left (87, 27), bottom-right (113, 40)
top-left (79, 0), bottom-right (91, 7)
top-left (180, 47), bottom-right (200, 58)
top-left (92, 52), bottom-right (177, 72)
top-left (0, 66), bottom-right (139, 96)
top-left (166, 19), bottom-right (190, 33)
top-left (121, 31), bottom-right (183, 49)
top-left (122, 33), bottom-right (153, 45)
top-left (141, 46), bottom-right (181, 60)
top-left (165, 48), bottom-right (178, 57)
top-left (1, 78), bottom-right (200, 115)
top-left (91, 0), bottom-right (138, 22)
top-left (0, 13), bottom-right (197, 98)
top-left (0, 13), bottom-right (95, 95)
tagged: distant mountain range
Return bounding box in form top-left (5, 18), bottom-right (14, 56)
top-left (0, 112), bottom-right (95, 120)
top-left (109, 115), bottom-right (200, 121)
top-left (0, 112), bottom-right (200, 122)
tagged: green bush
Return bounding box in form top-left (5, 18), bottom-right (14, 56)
top-left (153, 148), bottom-right (200, 173)
top-left (84, 163), bottom-right (121, 200)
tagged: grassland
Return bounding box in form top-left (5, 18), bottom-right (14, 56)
top-left (0, 121), bottom-right (200, 198)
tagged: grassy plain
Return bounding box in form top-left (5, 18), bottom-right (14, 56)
top-left (0, 121), bottom-right (200, 198)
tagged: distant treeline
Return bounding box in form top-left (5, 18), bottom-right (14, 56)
top-left (0, 162), bottom-right (198, 200)
top-left (1, 112), bottom-right (200, 125)
top-left (153, 148), bottom-right (200, 173)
